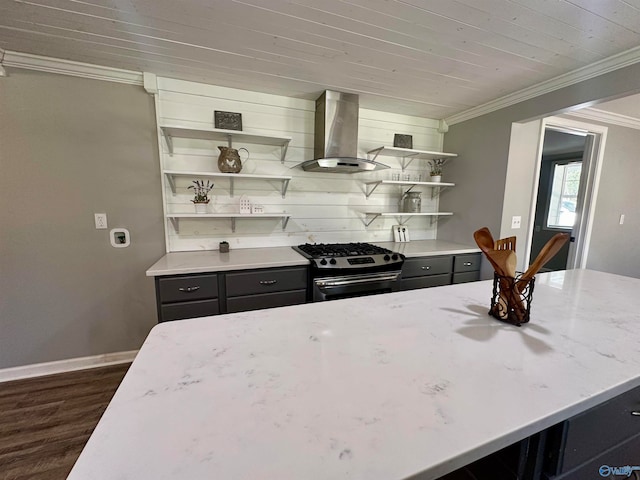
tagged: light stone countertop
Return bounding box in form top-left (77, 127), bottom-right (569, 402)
top-left (146, 240), bottom-right (480, 276)
top-left (70, 269), bottom-right (640, 480)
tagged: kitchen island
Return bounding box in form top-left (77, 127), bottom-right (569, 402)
top-left (70, 269), bottom-right (640, 479)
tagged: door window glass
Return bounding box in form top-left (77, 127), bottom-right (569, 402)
top-left (547, 161), bottom-right (581, 228)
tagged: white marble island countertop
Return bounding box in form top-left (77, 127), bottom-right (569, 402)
top-left (146, 240), bottom-right (480, 276)
top-left (70, 270), bottom-right (640, 480)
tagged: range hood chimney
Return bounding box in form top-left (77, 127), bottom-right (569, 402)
top-left (296, 90), bottom-right (389, 173)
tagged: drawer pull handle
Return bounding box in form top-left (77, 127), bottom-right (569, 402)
top-left (178, 286), bottom-right (200, 293)
top-left (631, 411), bottom-right (640, 416)
top-left (259, 280), bottom-right (278, 286)
top-left (463, 262), bottom-right (473, 266)
top-left (421, 266), bottom-right (431, 270)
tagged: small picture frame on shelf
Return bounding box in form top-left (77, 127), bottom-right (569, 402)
top-left (393, 134), bottom-right (413, 149)
top-left (214, 111), bottom-right (243, 131)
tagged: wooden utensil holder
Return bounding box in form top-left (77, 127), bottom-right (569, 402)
top-left (489, 273), bottom-right (535, 326)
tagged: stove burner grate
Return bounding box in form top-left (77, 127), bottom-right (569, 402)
top-left (296, 242), bottom-right (392, 258)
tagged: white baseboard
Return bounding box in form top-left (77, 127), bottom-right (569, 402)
top-left (0, 350), bottom-right (139, 383)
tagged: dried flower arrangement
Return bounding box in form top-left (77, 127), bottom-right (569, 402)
top-left (188, 180), bottom-right (214, 204)
top-left (428, 159), bottom-right (446, 176)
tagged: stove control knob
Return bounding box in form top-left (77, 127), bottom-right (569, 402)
top-left (384, 254), bottom-right (391, 261)
top-left (329, 258), bottom-right (337, 265)
top-left (391, 254), bottom-right (399, 261)
top-left (320, 259), bottom-right (328, 265)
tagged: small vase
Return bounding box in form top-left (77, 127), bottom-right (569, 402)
top-left (430, 175), bottom-right (442, 183)
top-left (194, 202), bottom-right (209, 214)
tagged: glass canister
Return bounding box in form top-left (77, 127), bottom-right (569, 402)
top-left (402, 191), bottom-right (422, 213)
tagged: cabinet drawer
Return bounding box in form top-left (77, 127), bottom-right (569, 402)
top-left (452, 271), bottom-right (480, 284)
top-left (227, 290), bottom-right (307, 313)
top-left (402, 256), bottom-right (452, 278)
top-left (160, 299), bottom-right (220, 322)
top-left (549, 431), bottom-right (640, 479)
top-left (399, 274), bottom-right (451, 291)
top-left (555, 384), bottom-right (640, 474)
top-left (226, 267), bottom-right (307, 297)
top-left (158, 274), bottom-right (218, 303)
top-left (454, 254), bottom-right (481, 273)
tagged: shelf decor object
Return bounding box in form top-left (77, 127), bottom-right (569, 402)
top-left (393, 134), bottom-right (413, 149)
top-left (214, 111), bottom-right (242, 131)
top-left (188, 180), bottom-right (214, 213)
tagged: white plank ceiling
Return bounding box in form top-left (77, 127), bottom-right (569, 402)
top-left (1, 0), bottom-right (640, 119)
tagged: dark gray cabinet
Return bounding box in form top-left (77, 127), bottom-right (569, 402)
top-left (544, 383), bottom-right (640, 479)
top-left (225, 267), bottom-right (307, 313)
top-left (155, 266), bottom-right (309, 322)
top-left (398, 253), bottom-right (480, 291)
top-left (156, 273), bottom-right (220, 322)
top-left (452, 253), bottom-right (481, 283)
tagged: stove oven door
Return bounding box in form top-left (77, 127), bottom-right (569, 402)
top-left (312, 271), bottom-right (401, 302)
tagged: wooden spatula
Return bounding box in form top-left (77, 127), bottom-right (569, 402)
top-left (516, 233), bottom-right (570, 291)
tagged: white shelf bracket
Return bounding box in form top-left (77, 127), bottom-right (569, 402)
top-left (280, 142), bottom-right (290, 164)
top-left (431, 185), bottom-right (450, 199)
top-left (166, 174), bottom-right (177, 195)
top-left (367, 147), bottom-right (383, 163)
top-left (169, 217), bottom-right (180, 233)
top-left (282, 216), bottom-right (290, 230)
top-left (364, 213), bottom-right (380, 227)
top-left (226, 134), bottom-right (233, 148)
top-left (231, 218), bottom-right (236, 233)
top-left (399, 154), bottom-right (420, 171)
top-left (163, 132), bottom-right (174, 156)
top-left (281, 179), bottom-right (290, 198)
top-left (229, 177), bottom-right (235, 197)
top-left (365, 181), bottom-right (382, 198)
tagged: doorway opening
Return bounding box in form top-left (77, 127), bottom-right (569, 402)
top-left (527, 118), bottom-right (607, 271)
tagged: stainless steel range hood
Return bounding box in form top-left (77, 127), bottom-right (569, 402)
top-left (296, 90), bottom-right (389, 173)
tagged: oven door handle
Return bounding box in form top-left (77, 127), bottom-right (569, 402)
top-left (314, 272), bottom-right (401, 288)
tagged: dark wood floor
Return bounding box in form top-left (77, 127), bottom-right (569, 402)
top-left (0, 363), bottom-right (130, 480)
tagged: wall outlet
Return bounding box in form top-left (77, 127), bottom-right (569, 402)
top-left (393, 225), bottom-right (410, 242)
top-left (511, 216), bottom-right (521, 229)
top-left (95, 213), bottom-right (108, 229)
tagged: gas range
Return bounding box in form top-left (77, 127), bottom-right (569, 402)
top-left (293, 242), bottom-right (404, 270)
top-left (292, 242), bottom-right (405, 301)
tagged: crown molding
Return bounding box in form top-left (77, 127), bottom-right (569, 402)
top-left (2, 50), bottom-right (143, 85)
top-left (565, 108), bottom-right (640, 130)
top-left (445, 45), bottom-right (640, 126)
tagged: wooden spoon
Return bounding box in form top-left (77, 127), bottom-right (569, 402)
top-left (486, 249), bottom-right (525, 322)
top-left (473, 227), bottom-right (495, 253)
top-left (516, 233), bottom-right (570, 291)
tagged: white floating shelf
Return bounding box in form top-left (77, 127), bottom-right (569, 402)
top-left (160, 125), bottom-right (291, 162)
top-left (166, 213), bottom-right (291, 233)
top-left (364, 180), bottom-right (455, 198)
top-left (164, 170), bottom-right (292, 198)
top-left (364, 212), bottom-right (453, 227)
top-left (367, 146), bottom-right (457, 170)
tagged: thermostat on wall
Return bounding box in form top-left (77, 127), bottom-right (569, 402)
top-left (110, 228), bottom-right (130, 248)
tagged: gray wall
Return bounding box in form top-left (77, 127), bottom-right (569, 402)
top-left (440, 62), bottom-right (640, 279)
top-left (0, 69), bottom-right (165, 369)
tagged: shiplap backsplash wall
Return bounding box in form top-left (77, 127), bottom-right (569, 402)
top-left (156, 77), bottom-right (449, 252)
